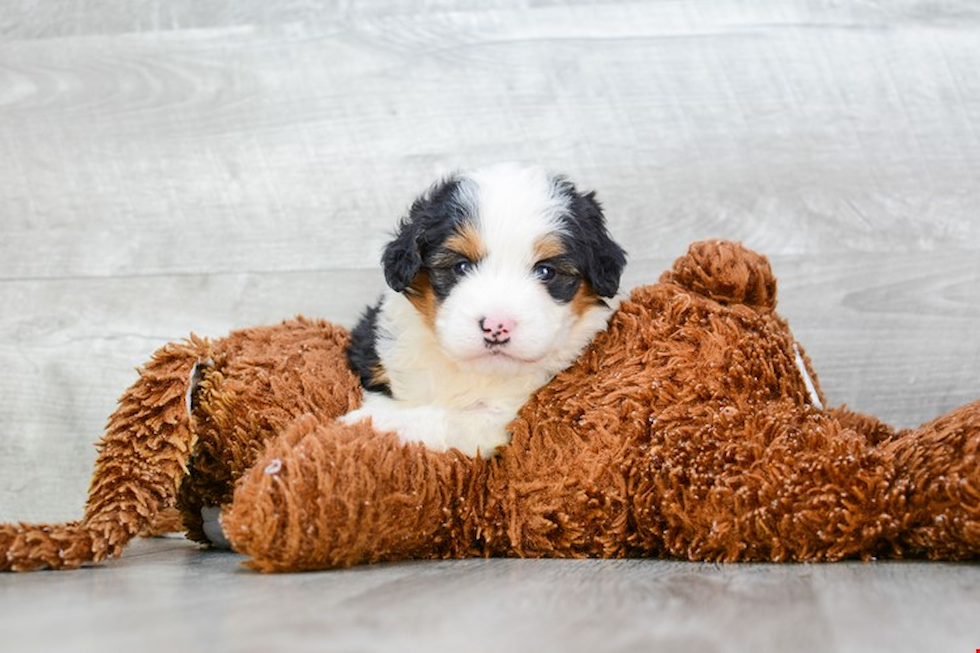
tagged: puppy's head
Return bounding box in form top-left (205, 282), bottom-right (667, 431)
top-left (383, 164), bottom-right (626, 375)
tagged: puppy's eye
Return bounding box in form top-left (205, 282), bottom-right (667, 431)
top-left (533, 263), bottom-right (557, 282)
top-left (453, 260), bottom-right (474, 276)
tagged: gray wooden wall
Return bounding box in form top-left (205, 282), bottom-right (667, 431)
top-left (2, 0), bottom-right (979, 522)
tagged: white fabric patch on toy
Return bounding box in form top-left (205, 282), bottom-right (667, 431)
top-left (793, 343), bottom-right (823, 411)
top-left (264, 459), bottom-right (283, 475)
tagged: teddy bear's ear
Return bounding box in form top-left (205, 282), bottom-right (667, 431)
top-left (661, 240), bottom-right (778, 311)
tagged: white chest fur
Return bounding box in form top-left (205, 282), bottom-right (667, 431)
top-left (340, 290), bottom-right (615, 457)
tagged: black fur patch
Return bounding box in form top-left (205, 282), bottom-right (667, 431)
top-left (346, 299), bottom-right (391, 396)
top-left (537, 259), bottom-right (585, 303)
top-left (554, 181), bottom-right (627, 298)
top-left (381, 177), bottom-right (476, 293)
top-left (425, 247), bottom-right (475, 300)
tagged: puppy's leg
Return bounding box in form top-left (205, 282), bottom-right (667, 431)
top-left (341, 394), bottom-right (512, 458)
top-left (341, 393), bottom-right (451, 451)
top-left (440, 404), bottom-right (514, 458)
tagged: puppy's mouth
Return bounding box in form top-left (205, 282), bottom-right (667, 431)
top-left (463, 347), bottom-right (542, 365)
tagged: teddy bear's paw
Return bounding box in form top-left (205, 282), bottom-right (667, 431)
top-left (661, 240), bottom-right (777, 311)
top-left (200, 505), bottom-right (231, 550)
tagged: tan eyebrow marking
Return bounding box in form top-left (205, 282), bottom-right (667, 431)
top-left (444, 223), bottom-right (486, 262)
top-left (570, 282), bottom-right (601, 317)
top-left (533, 233), bottom-right (566, 262)
top-left (405, 271), bottom-right (439, 330)
top-left (369, 364), bottom-right (391, 389)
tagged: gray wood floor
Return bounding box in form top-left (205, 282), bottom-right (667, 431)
top-left (1, 1), bottom-right (979, 652)
top-left (3, 537), bottom-right (980, 653)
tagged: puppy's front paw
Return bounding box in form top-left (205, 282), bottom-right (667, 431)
top-left (338, 407), bottom-right (373, 428)
top-left (339, 397), bottom-right (512, 458)
top-left (340, 404), bottom-right (450, 452)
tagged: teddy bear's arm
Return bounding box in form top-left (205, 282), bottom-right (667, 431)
top-left (223, 415), bottom-right (489, 572)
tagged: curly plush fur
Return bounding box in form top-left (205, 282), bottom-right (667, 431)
top-left (2, 241), bottom-right (978, 572)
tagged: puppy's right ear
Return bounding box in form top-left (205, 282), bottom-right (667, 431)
top-left (382, 219), bottom-right (422, 292)
top-left (382, 176), bottom-right (463, 293)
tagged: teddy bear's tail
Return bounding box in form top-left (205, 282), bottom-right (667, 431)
top-left (0, 338), bottom-right (209, 571)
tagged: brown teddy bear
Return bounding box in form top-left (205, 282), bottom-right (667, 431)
top-left (2, 240), bottom-right (978, 572)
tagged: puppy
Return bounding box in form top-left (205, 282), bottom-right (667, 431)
top-left (341, 164), bottom-right (627, 458)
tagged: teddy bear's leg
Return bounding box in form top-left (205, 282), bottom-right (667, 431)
top-left (141, 506), bottom-right (185, 537)
top-left (885, 400), bottom-right (980, 559)
top-left (82, 340), bottom-right (213, 561)
top-left (222, 415), bottom-right (487, 572)
top-left (629, 401), bottom-right (914, 562)
top-left (170, 318), bottom-right (363, 546)
top-left (0, 339), bottom-right (209, 571)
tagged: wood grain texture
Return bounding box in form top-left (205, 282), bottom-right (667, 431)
top-left (2, 0), bottom-right (978, 515)
top-left (1, 538), bottom-right (978, 653)
top-left (0, 1), bottom-right (979, 649)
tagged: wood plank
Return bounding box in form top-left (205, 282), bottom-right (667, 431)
top-left (0, 270), bottom-right (382, 522)
top-left (1, 2), bottom-right (978, 279)
top-left (2, 250), bottom-right (977, 521)
top-left (2, 0), bottom-right (980, 517)
top-left (1, 539), bottom-right (978, 653)
top-left (1, 2), bottom-right (980, 651)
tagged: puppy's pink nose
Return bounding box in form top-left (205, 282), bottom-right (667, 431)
top-left (480, 316), bottom-right (516, 342)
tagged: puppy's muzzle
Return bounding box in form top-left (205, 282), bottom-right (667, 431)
top-left (480, 316), bottom-right (514, 347)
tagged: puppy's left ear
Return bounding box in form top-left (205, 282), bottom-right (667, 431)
top-left (572, 191), bottom-right (627, 298)
top-left (382, 219), bottom-right (422, 292)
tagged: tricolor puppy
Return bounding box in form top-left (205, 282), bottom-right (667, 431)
top-left (341, 164), bottom-right (627, 457)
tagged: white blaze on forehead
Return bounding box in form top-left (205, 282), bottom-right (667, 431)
top-left (459, 164), bottom-right (569, 270)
